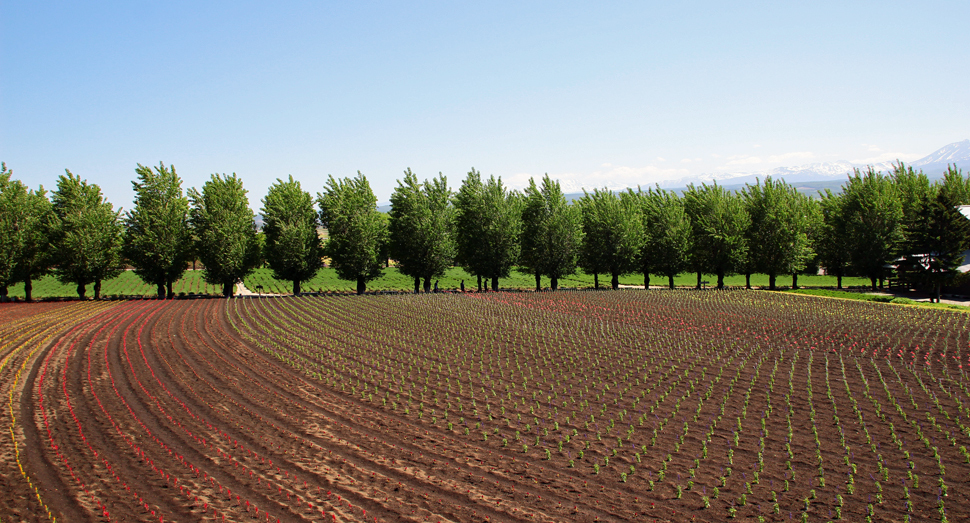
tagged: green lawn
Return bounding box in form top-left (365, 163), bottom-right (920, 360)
top-left (786, 288), bottom-right (970, 311)
top-left (4, 270), bottom-right (223, 299)
top-left (243, 267), bottom-right (872, 294)
top-left (3, 267), bottom-right (874, 299)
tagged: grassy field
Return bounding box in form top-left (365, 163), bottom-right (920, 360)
top-left (3, 267), bottom-right (874, 299)
top-left (787, 287), bottom-right (970, 311)
top-left (3, 270), bottom-right (222, 299)
top-left (243, 267), bottom-right (872, 294)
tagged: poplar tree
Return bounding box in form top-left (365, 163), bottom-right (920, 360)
top-left (124, 162), bottom-right (193, 299)
top-left (842, 168), bottom-right (904, 290)
top-left (261, 175), bottom-right (322, 295)
top-left (743, 177), bottom-right (813, 290)
top-left (815, 190), bottom-right (851, 289)
top-left (11, 185), bottom-right (52, 302)
top-left (317, 172), bottom-right (386, 295)
top-left (189, 173), bottom-right (261, 297)
top-left (388, 169), bottom-right (455, 293)
top-left (49, 170), bottom-right (123, 299)
top-left (0, 163), bottom-right (33, 302)
top-left (453, 170), bottom-right (520, 291)
top-left (519, 175), bottom-right (582, 291)
top-left (638, 187), bottom-right (691, 289)
top-left (683, 183), bottom-right (749, 289)
top-left (577, 188), bottom-right (643, 290)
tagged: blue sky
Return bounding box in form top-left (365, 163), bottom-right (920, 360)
top-left (2, 1), bottom-right (968, 209)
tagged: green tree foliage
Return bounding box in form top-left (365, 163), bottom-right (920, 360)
top-left (683, 183), bottom-right (750, 289)
top-left (0, 164), bottom-right (48, 301)
top-left (937, 164), bottom-right (970, 205)
top-left (892, 162), bottom-right (934, 232)
top-left (743, 177), bottom-right (813, 290)
top-left (188, 173), bottom-right (261, 297)
top-left (0, 163), bottom-right (21, 301)
top-left (388, 169), bottom-right (455, 293)
top-left (261, 175), bottom-right (322, 295)
top-left (124, 162), bottom-right (193, 299)
top-left (841, 168), bottom-right (904, 290)
top-left (797, 197), bottom-right (823, 290)
top-left (317, 172), bottom-right (386, 295)
top-left (637, 187), bottom-right (691, 289)
top-left (519, 175), bottom-right (582, 291)
top-left (49, 170), bottom-right (123, 299)
top-left (453, 169), bottom-right (521, 291)
top-left (897, 189), bottom-right (970, 302)
top-left (816, 190), bottom-right (851, 289)
top-left (578, 189), bottom-right (643, 290)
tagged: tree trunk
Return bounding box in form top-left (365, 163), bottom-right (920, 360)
top-left (535, 272), bottom-right (541, 292)
top-left (870, 277), bottom-right (877, 291)
top-left (836, 274), bottom-right (843, 290)
top-left (611, 272), bottom-right (619, 290)
top-left (477, 275), bottom-right (482, 292)
top-left (167, 280), bottom-right (174, 299)
top-left (594, 273), bottom-right (599, 289)
top-left (77, 282), bottom-right (86, 300)
top-left (745, 273), bottom-right (751, 290)
top-left (551, 276), bottom-right (559, 291)
top-left (157, 283), bottom-right (166, 299)
top-left (293, 280), bottom-right (301, 296)
top-left (878, 276), bottom-right (884, 290)
top-left (0, 286), bottom-right (7, 303)
top-left (223, 282), bottom-right (234, 297)
top-left (668, 275), bottom-right (675, 289)
top-left (424, 278), bottom-right (431, 293)
top-left (935, 282), bottom-right (942, 303)
top-left (24, 277), bottom-right (33, 302)
top-left (356, 277), bottom-right (366, 295)
top-left (716, 271), bottom-right (724, 289)
top-left (644, 272), bottom-right (650, 290)
top-left (696, 271), bottom-right (702, 289)
top-left (491, 276), bottom-right (498, 291)
top-left (414, 277), bottom-right (421, 294)
top-left (791, 273), bottom-right (799, 290)
top-left (93, 280), bottom-right (102, 300)
top-left (768, 273), bottom-right (776, 291)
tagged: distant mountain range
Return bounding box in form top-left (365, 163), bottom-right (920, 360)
top-left (373, 140), bottom-right (970, 210)
top-left (558, 139), bottom-right (970, 200)
top-left (688, 139), bottom-right (969, 188)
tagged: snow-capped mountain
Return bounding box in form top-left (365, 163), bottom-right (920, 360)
top-left (911, 139), bottom-right (970, 175)
top-left (672, 140), bottom-right (969, 188)
top-left (557, 140), bottom-right (970, 195)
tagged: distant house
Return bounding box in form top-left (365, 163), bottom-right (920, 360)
top-left (890, 205), bottom-right (970, 296)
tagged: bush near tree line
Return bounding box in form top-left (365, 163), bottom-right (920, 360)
top-left (1, 161), bottom-right (968, 301)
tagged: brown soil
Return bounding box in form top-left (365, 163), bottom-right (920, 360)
top-left (1, 291), bottom-right (969, 522)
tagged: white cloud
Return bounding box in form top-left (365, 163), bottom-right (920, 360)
top-left (716, 151), bottom-right (815, 170)
top-left (723, 155), bottom-right (763, 166)
top-left (765, 151), bottom-right (814, 163)
top-left (656, 157), bottom-right (666, 162)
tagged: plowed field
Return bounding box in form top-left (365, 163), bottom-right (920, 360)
top-left (2, 291), bottom-right (969, 522)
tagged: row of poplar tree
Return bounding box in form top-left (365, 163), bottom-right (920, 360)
top-left (1, 161), bottom-right (968, 302)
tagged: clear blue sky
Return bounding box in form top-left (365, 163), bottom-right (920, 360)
top-left (2, 1), bottom-right (968, 209)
